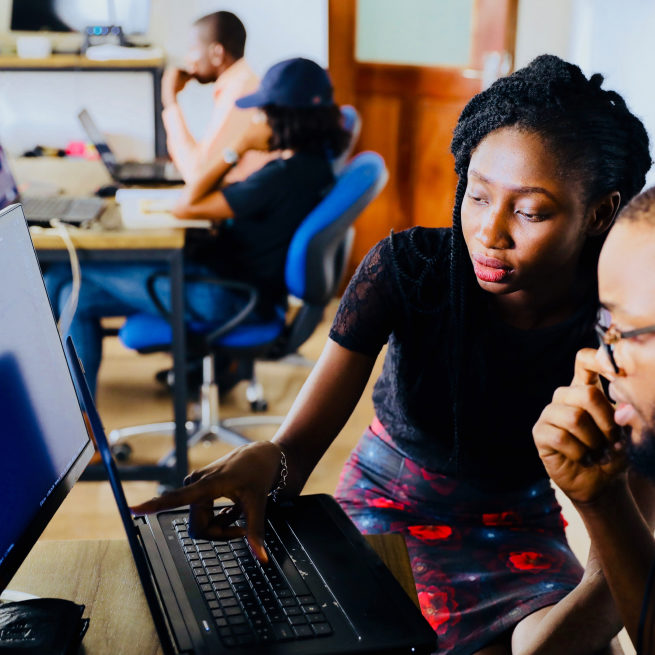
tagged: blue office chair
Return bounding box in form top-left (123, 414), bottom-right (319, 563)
top-left (110, 151), bottom-right (388, 462)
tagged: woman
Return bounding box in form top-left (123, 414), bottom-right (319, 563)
top-left (44, 58), bottom-right (349, 395)
top-left (133, 55), bottom-right (652, 654)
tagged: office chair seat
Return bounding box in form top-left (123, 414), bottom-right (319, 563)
top-left (119, 308), bottom-right (286, 352)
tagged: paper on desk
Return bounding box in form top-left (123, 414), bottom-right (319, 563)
top-left (116, 188), bottom-right (211, 229)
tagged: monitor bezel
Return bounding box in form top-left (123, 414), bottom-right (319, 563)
top-left (0, 204), bottom-right (95, 594)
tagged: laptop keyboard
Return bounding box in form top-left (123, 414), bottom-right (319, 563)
top-left (173, 517), bottom-right (333, 648)
top-left (22, 196), bottom-right (104, 221)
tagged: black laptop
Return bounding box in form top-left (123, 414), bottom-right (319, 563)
top-left (78, 109), bottom-right (183, 185)
top-left (0, 202), bottom-right (436, 654)
top-left (0, 144), bottom-right (104, 225)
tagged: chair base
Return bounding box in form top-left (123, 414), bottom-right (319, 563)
top-left (107, 357), bottom-right (285, 468)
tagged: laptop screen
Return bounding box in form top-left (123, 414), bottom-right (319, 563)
top-left (78, 109), bottom-right (118, 169)
top-left (0, 204), bottom-right (93, 592)
top-left (0, 145), bottom-right (20, 210)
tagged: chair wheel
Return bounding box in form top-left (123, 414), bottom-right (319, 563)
top-left (250, 399), bottom-right (268, 412)
top-left (112, 443), bottom-right (133, 462)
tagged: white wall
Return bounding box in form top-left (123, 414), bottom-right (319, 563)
top-left (515, 0), bottom-right (655, 189)
top-left (0, 0), bottom-right (328, 157)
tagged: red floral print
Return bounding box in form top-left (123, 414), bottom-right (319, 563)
top-left (408, 524), bottom-right (453, 541)
top-left (507, 551), bottom-right (553, 571)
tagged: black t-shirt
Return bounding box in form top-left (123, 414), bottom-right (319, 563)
top-left (329, 227), bottom-right (598, 492)
top-left (187, 152), bottom-right (334, 313)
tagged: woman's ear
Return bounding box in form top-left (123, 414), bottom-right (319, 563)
top-left (588, 191), bottom-right (621, 236)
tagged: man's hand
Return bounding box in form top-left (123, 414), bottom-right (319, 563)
top-left (130, 441), bottom-right (284, 562)
top-left (162, 67), bottom-right (194, 109)
top-left (533, 348), bottom-right (627, 504)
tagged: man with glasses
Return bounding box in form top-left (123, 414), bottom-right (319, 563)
top-left (533, 186), bottom-right (655, 653)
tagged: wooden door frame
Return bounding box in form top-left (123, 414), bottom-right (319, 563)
top-left (329, 0), bottom-right (518, 104)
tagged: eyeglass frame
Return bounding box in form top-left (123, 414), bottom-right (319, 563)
top-left (595, 312), bottom-right (655, 373)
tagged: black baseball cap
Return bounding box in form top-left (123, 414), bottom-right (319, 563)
top-left (236, 57), bottom-right (333, 109)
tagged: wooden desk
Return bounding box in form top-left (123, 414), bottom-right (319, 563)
top-left (0, 55), bottom-right (167, 157)
top-left (8, 536), bottom-right (419, 655)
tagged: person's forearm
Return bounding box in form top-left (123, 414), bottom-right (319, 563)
top-left (183, 153), bottom-right (236, 205)
top-left (163, 104), bottom-right (200, 181)
top-left (272, 341), bottom-right (376, 497)
top-left (575, 482), bottom-right (655, 647)
top-left (174, 190), bottom-right (232, 221)
top-left (513, 549), bottom-right (622, 655)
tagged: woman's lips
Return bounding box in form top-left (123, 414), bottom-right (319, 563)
top-left (472, 254), bottom-right (513, 283)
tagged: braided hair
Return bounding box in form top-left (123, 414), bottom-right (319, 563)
top-left (447, 54), bottom-right (651, 470)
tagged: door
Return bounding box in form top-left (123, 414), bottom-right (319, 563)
top-left (329, 0), bottom-right (517, 273)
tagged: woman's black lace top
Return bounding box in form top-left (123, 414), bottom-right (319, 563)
top-left (329, 227), bottom-right (598, 491)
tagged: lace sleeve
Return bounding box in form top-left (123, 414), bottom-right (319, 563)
top-left (329, 237), bottom-right (399, 356)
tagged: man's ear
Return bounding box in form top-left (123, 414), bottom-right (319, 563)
top-left (209, 43), bottom-right (225, 67)
top-left (587, 191), bottom-right (621, 236)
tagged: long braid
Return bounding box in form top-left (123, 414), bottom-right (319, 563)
top-left (446, 54), bottom-right (651, 473)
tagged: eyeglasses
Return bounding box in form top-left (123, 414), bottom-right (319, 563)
top-left (595, 307), bottom-right (655, 373)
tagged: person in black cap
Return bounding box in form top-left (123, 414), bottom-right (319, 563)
top-left (43, 58), bottom-right (350, 396)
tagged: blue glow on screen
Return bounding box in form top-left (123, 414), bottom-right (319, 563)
top-left (0, 210), bottom-right (89, 567)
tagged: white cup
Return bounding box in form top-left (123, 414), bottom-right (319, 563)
top-left (16, 36), bottom-right (52, 59)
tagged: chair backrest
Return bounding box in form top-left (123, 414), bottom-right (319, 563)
top-left (285, 150), bottom-right (387, 306)
top-left (332, 105), bottom-right (362, 174)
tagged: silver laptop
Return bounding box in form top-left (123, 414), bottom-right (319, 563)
top-left (78, 109), bottom-right (183, 185)
top-left (0, 145), bottom-right (104, 226)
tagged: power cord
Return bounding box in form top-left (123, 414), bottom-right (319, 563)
top-left (47, 219), bottom-right (82, 337)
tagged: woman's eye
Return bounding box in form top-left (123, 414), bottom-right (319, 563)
top-left (466, 192), bottom-right (487, 204)
top-left (516, 209), bottom-right (549, 221)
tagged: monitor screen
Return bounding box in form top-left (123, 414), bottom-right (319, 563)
top-left (11, 0), bottom-right (151, 35)
top-left (0, 204), bottom-right (93, 592)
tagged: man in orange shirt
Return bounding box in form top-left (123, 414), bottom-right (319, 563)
top-left (161, 11), bottom-right (274, 189)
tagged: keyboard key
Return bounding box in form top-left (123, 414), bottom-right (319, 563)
top-left (271, 622), bottom-right (294, 641)
top-left (312, 622), bottom-right (333, 636)
top-left (289, 614), bottom-right (307, 625)
top-left (284, 606), bottom-right (302, 616)
top-left (218, 627), bottom-right (232, 638)
top-left (227, 615), bottom-right (247, 625)
top-left (222, 636), bottom-right (236, 647)
top-left (232, 624), bottom-right (251, 636)
top-left (293, 624), bottom-right (314, 638)
top-left (302, 604), bottom-right (321, 614)
top-left (306, 612), bottom-right (326, 624)
top-left (215, 618), bottom-right (228, 627)
top-left (224, 607), bottom-right (242, 617)
top-left (221, 598), bottom-right (239, 608)
top-left (236, 635), bottom-right (255, 646)
top-left (298, 594), bottom-right (315, 604)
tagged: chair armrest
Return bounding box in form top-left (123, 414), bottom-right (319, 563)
top-left (144, 271), bottom-right (259, 346)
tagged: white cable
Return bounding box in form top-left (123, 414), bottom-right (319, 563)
top-left (49, 219), bottom-right (82, 337)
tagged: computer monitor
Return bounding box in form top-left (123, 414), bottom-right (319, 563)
top-left (11, 0), bottom-right (151, 36)
top-left (0, 204), bottom-right (94, 593)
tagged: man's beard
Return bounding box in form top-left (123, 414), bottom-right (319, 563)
top-left (622, 410), bottom-right (655, 480)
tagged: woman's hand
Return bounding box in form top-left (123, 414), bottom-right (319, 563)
top-left (130, 441), bottom-right (284, 562)
top-left (533, 348), bottom-right (627, 504)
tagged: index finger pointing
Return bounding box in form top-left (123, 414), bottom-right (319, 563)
top-left (130, 478), bottom-right (214, 515)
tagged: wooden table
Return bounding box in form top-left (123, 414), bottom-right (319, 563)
top-left (8, 536), bottom-right (418, 654)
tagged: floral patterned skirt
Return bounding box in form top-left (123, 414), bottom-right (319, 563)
top-left (334, 418), bottom-right (584, 655)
